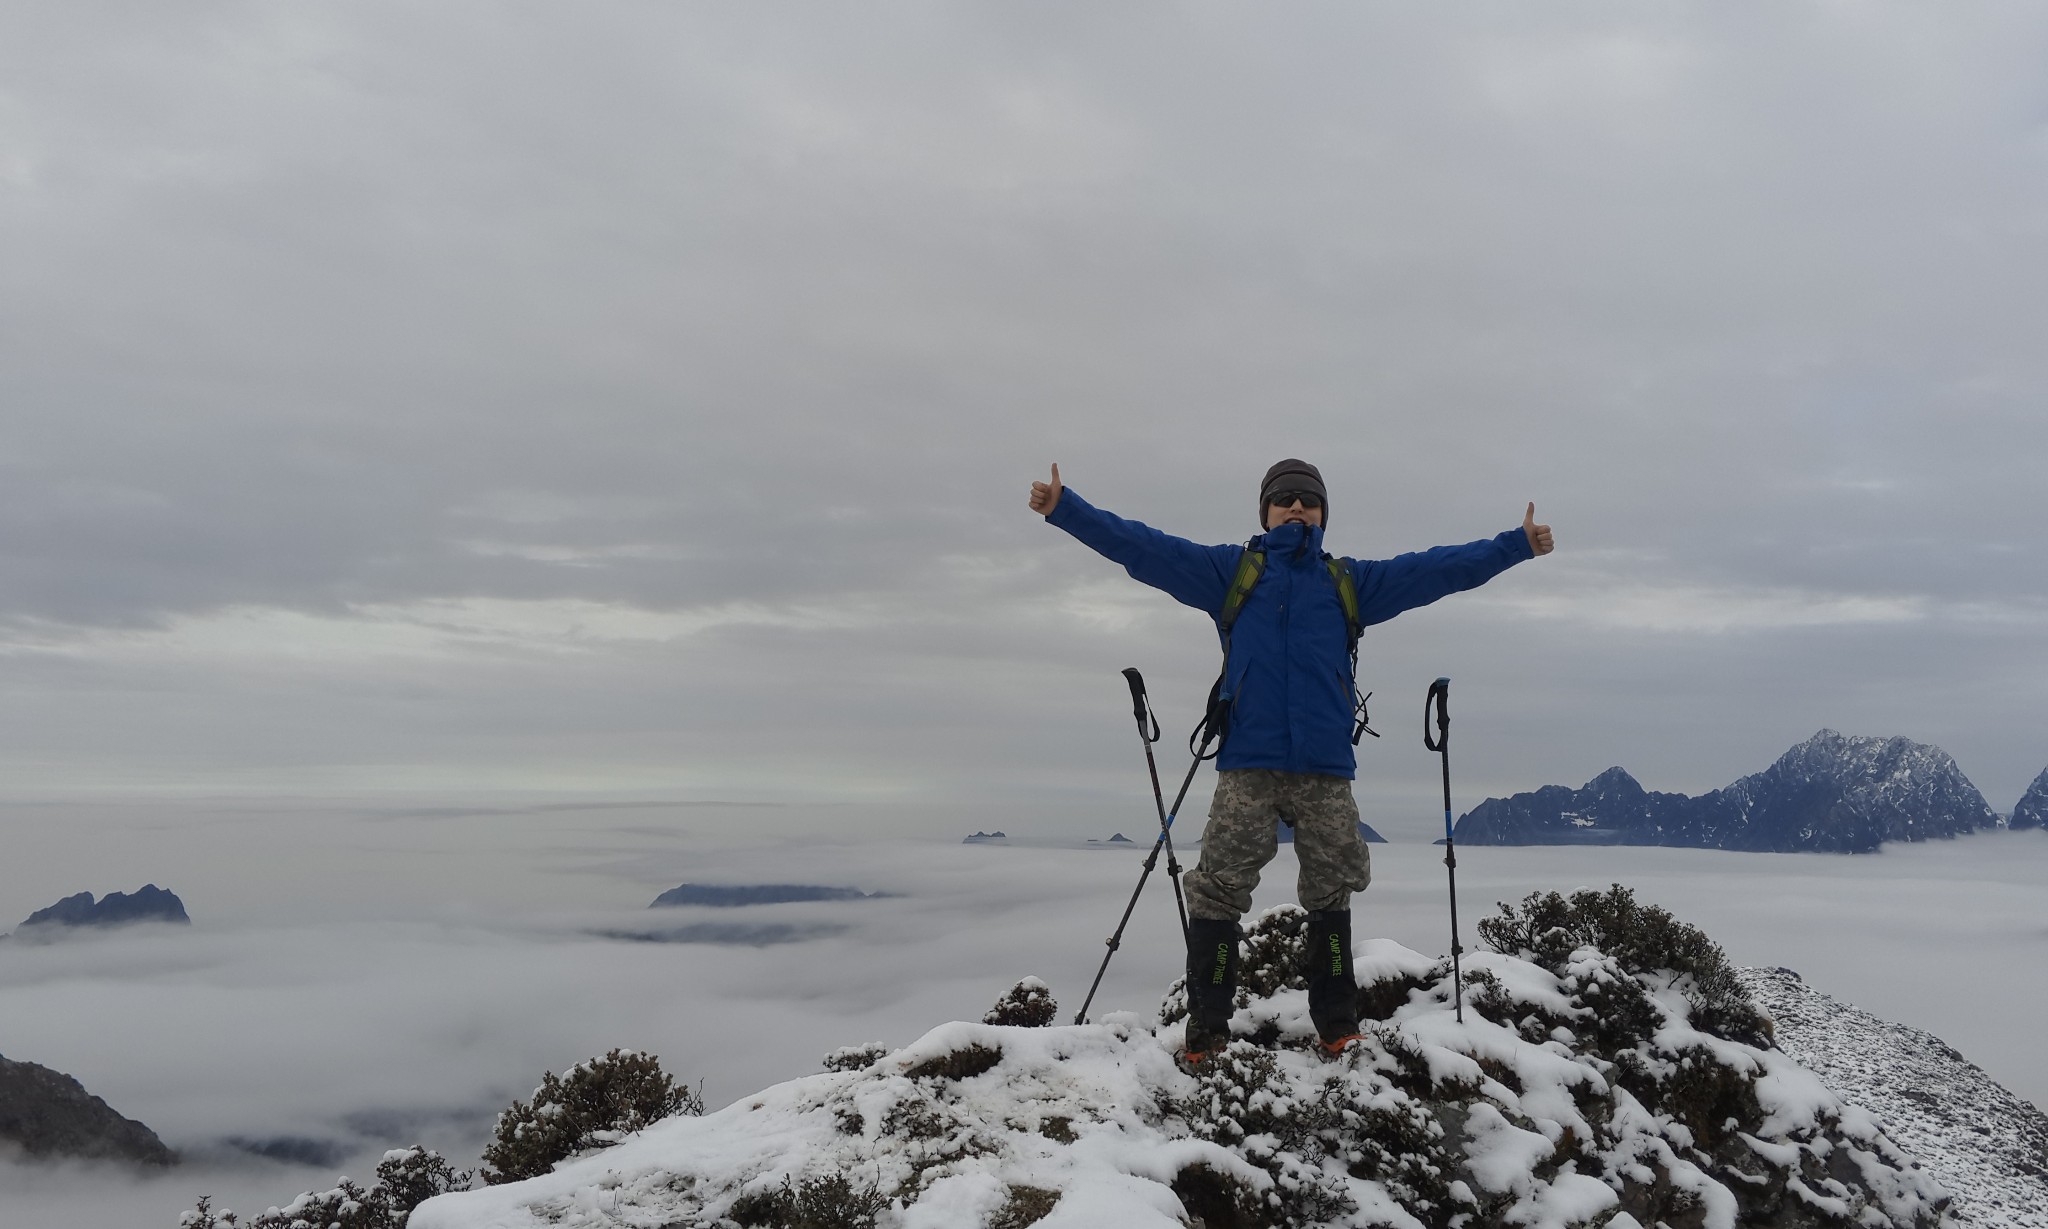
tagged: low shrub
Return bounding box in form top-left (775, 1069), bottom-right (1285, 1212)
top-left (179, 1146), bottom-right (472, 1229)
top-left (481, 1048), bottom-right (703, 1185)
top-left (1476, 884), bottom-right (1769, 1045)
top-left (983, 977), bottom-right (1058, 1027)
top-left (728, 1172), bottom-right (890, 1229)
top-left (821, 1042), bottom-right (888, 1073)
top-left (1236, 905), bottom-right (1309, 1001)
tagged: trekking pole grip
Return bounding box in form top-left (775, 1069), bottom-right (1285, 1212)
top-left (1424, 677), bottom-right (1450, 753)
top-left (1121, 667), bottom-right (1161, 742)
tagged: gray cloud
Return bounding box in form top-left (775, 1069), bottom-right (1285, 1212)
top-left (3, 3), bottom-right (2045, 806)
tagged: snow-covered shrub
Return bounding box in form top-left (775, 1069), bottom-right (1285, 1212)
top-left (178, 1148), bottom-right (471, 1229)
top-left (367, 1146), bottom-right (474, 1222)
top-left (480, 1048), bottom-right (702, 1185)
top-left (1168, 1039), bottom-right (1427, 1228)
top-left (179, 1196), bottom-right (236, 1228)
top-left (1158, 905), bottom-right (1310, 1030)
top-left (727, 1172), bottom-right (889, 1228)
top-left (982, 976), bottom-right (1057, 1027)
top-left (1478, 883), bottom-right (1770, 1044)
top-left (1236, 904), bottom-right (1309, 1000)
top-left (821, 1042), bottom-right (888, 1073)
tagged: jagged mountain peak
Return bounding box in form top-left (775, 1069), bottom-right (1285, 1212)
top-left (1768, 728), bottom-right (1954, 774)
top-left (1584, 765), bottom-right (1641, 792)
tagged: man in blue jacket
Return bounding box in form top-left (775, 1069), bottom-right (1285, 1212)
top-left (1028, 459), bottom-right (1553, 1060)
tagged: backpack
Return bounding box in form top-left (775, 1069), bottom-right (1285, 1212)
top-left (1196, 546), bottom-right (1377, 757)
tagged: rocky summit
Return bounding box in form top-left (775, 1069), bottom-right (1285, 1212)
top-left (410, 896), bottom-right (1953, 1229)
top-left (1453, 730), bottom-right (1999, 853)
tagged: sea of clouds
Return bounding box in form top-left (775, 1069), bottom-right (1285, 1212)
top-left (0, 796), bottom-right (2042, 1228)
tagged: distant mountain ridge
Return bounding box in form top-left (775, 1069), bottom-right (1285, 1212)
top-left (5, 885), bottom-right (189, 941)
top-left (1453, 730), bottom-right (2000, 853)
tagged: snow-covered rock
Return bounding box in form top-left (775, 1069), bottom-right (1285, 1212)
top-left (1740, 967), bottom-right (2048, 1229)
top-left (2010, 768), bottom-right (2048, 832)
top-left (410, 906), bottom-right (1953, 1229)
top-left (1455, 730), bottom-right (1999, 853)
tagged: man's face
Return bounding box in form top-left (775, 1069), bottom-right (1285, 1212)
top-left (1264, 493), bottom-right (1325, 531)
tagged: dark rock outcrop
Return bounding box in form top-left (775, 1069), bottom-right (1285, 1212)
top-left (1455, 730), bottom-right (1999, 853)
top-left (8, 885), bottom-right (190, 940)
top-left (1277, 818), bottom-right (1388, 845)
top-left (648, 884), bottom-right (867, 908)
top-left (2012, 767), bottom-right (2048, 831)
top-left (595, 921), bottom-right (848, 946)
top-left (0, 1054), bottom-right (177, 1167)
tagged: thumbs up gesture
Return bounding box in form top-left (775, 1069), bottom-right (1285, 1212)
top-left (1523, 502), bottom-right (1554, 556)
top-left (1029, 463), bottom-right (1064, 516)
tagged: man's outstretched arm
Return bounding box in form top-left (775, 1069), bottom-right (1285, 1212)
top-left (1026, 463), bottom-right (1237, 616)
top-left (1351, 502), bottom-right (1554, 626)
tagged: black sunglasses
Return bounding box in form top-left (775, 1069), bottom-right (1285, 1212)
top-left (1267, 490), bottom-right (1323, 510)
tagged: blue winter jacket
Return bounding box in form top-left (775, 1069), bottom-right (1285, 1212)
top-left (1046, 489), bottom-right (1532, 779)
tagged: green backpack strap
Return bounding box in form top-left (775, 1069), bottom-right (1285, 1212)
top-left (1219, 547), bottom-right (1266, 634)
top-left (1221, 550), bottom-right (1358, 642)
top-left (1326, 556), bottom-right (1361, 648)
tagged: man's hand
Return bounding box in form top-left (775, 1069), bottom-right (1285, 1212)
top-left (1029, 463), bottom-right (1064, 516)
top-left (1524, 502), bottom-right (1554, 556)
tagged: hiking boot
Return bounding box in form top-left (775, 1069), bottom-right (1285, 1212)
top-left (1183, 916), bottom-right (1240, 1063)
top-left (1304, 909), bottom-right (1360, 1048)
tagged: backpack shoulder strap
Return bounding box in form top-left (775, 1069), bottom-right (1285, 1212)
top-left (1219, 546), bottom-right (1265, 634)
top-left (1326, 556), bottom-right (1361, 646)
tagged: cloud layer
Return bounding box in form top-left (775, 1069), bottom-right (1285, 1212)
top-left (0, 797), bottom-right (2042, 1228)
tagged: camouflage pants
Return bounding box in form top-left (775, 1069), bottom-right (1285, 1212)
top-left (1184, 769), bottom-right (1373, 921)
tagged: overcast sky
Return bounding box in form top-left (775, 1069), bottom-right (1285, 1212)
top-left (4, 3), bottom-right (2045, 815)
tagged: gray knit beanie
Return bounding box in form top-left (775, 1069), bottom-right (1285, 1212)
top-left (1259, 458), bottom-right (1328, 528)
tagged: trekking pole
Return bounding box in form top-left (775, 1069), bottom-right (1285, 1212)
top-left (1424, 677), bottom-right (1464, 1024)
top-left (1076, 669), bottom-right (1205, 1025)
top-left (1121, 668), bottom-right (1191, 936)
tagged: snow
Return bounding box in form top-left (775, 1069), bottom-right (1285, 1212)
top-left (1458, 1102), bottom-right (1555, 1193)
top-left (409, 928), bottom-right (1958, 1229)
